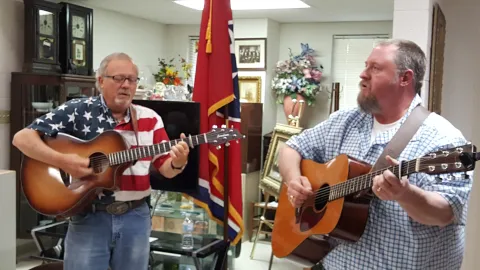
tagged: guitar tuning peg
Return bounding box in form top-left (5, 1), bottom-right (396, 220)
top-left (216, 145), bottom-right (222, 150)
top-left (221, 124), bottom-right (226, 128)
top-left (225, 142), bottom-right (230, 147)
top-left (236, 140), bottom-right (239, 143)
top-left (212, 125), bottom-right (218, 129)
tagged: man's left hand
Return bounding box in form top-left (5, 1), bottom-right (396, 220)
top-left (170, 133), bottom-right (190, 168)
top-left (372, 155), bottom-right (411, 201)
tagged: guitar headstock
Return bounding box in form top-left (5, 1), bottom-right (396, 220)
top-left (207, 124), bottom-right (245, 148)
top-left (417, 143), bottom-right (478, 175)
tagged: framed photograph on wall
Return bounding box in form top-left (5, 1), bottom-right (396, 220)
top-left (234, 38), bottom-right (266, 70)
top-left (260, 123), bottom-right (303, 197)
top-left (238, 76), bottom-right (262, 103)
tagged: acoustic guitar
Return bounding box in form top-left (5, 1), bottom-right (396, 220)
top-left (21, 126), bottom-right (243, 218)
top-left (271, 143), bottom-right (478, 267)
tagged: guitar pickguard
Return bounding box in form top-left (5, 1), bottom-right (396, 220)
top-left (295, 184), bottom-right (330, 232)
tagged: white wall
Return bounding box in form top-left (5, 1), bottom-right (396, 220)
top-left (89, 7), bottom-right (168, 73)
top-left (436, 0), bottom-right (480, 269)
top-left (276, 21), bottom-right (393, 128)
top-left (0, 0), bottom-right (24, 170)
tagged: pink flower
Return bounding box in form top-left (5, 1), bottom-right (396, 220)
top-left (311, 70), bottom-right (322, 82)
top-left (303, 69), bottom-right (312, 78)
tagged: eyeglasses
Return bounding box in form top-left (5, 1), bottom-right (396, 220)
top-left (104, 75), bottom-right (140, 84)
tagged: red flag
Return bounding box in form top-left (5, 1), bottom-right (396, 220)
top-left (188, 0), bottom-right (244, 245)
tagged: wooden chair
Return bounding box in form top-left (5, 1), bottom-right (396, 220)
top-left (249, 191), bottom-right (277, 269)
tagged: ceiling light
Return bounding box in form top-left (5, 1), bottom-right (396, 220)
top-left (173, 0), bottom-right (310, 11)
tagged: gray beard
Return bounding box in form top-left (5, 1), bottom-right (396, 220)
top-left (357, 91), bottom-right (381, 114)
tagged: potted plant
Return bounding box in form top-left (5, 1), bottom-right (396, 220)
top-left (271, 43), bottom-right (323, 119)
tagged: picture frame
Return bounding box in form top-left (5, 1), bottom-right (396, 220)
top-left (238, 76), bottom-right (262, 103)
top-left (234, 38), bottom-right (266, 71)
top-left (260, 123), bottom-right (303, 197)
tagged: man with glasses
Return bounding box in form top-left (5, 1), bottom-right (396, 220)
top-left (12, 52), bottom-right (190, 270)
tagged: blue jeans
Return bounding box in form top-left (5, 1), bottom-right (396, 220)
top-left (63, 202), bottom-right (151, 270)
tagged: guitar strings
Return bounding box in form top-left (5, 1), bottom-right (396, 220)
top-left (87, 133), bottom-right (226, 167)
top-left (311, 157), bottom-right (461, 201)
top-left (311, 161), bottom-right (418, 201)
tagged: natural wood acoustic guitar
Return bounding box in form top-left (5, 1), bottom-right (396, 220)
top-left (20, 126), bottom-right (243, 218)
top-left (271, 143), bottom-right (478, 267)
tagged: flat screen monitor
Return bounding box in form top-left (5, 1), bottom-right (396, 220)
top-left (133, 99), bottom-right (200, 194)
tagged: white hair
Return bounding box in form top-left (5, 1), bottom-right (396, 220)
top-left (95, 52), bottom-right (139, 92)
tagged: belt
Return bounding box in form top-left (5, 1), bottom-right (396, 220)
top-left (86, 199), bottom-right (146, 215)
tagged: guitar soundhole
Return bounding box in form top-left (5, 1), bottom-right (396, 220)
top-left (89, 152), bottom-right (109, 174)
top-left (314, 184), bottom-right (330, 211)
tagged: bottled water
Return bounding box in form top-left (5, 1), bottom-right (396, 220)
top-left (181, 213), bottom-right (194, 249)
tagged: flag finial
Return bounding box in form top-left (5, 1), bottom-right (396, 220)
top-left (206, 0), bottom-right (213, 53)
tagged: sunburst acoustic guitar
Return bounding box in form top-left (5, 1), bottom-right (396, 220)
top-left (20, 126), bottom-right (244, 218)
top-left (271, 144), bottom-right (478, 267)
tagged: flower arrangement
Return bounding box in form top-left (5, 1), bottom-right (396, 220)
top-left (153, 55), bottom-right (193, 86)
top-left (271, 43), bottom-right (324, 106)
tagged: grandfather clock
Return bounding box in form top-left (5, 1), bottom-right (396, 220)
top-left (23, 0), bottom-right (62, 74)
top-left (59, 2), bottom-right (94, 76)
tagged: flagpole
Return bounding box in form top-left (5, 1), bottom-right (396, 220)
top-left (223, 105), bottom-right (230, 241)
top-left (223, 105), bottom-right (230, 270)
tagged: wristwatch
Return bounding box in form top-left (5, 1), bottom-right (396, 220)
top-left (171, 160), bottom-right (186, 171)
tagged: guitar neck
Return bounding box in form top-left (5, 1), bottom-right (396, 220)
top-left (108, 134), bottom-right (208, 165)
top-left (327, 159), bottom-right (415, 201)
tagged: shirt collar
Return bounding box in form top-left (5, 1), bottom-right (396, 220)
top-left (99, 94), bottom-right (131, 123)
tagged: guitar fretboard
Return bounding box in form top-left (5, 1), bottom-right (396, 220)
top-left (325, 160), bottom-right (415, 201)
top-left (108, 134), bottom-right (208, 165)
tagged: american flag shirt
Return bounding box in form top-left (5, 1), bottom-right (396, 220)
top-left (27, 95), bottom-right (170, 202)
top-left (286, 94), bottom-right (472, 269)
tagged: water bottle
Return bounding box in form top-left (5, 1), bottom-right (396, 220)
top-left (181, 213), bottom-right (194, 249)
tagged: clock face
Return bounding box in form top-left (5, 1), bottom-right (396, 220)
top-left (39, 10), bottom-right (54, 36)
top-left (72, 15), bottom-right (86, 39)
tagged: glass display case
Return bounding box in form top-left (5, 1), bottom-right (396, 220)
top-left (9, 72), bottom-right (97, 238)
top-left (149, 190), bottom-right (240, 269)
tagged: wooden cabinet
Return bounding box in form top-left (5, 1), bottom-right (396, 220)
top-left (240, 103), bottom-right (263, 173)
top-left (9, 72), bottom-right (97, 238)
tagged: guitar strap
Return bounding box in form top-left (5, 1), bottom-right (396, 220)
top-left (129, 105), bottom-right (140, 146)
top-left (371, 104), bottom-right (431, 171)
top-left (129, 105), bottom-right (140, 163)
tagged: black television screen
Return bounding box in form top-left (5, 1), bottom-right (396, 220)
top-left (133, 99), bottom-right (200, 194)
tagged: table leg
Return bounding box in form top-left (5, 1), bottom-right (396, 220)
top-left (193, 257), bottom-right (202, 270)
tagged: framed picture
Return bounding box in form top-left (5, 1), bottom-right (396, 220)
top-left (260, 123), bottom-right (303, 197)
top-left (234, 38), bottom-right (266, 70)
top-left (238, 76), bottom-right (261, 103)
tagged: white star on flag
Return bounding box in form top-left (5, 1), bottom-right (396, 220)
top-left (84, 98), bottom-right (93, 106)
top-left (49, 123), bottom-right (59, 131)
top-left (96, 127), bottom-right (104, 134)
top-left (107, 117), bottom-right (115, 125)
top-left (97, 114), bottom-right (105, 123)
top-left (82, 124), bottom-right (91, 135)
top-left (57, 104), bottom-right (68, 111)
top-left (67, 112), bottom-right (75, 123)
top-left (45, 112), bottom-right (55, 121)
top-left (83, 111), bottom-right (92, 121)
top-left (74, 108), bottom-right (79, 115)
top-left (35, 119), bottom-right (44, 124)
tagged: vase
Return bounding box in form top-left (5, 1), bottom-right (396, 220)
top-left (283, 94), bottom-right (305, 121)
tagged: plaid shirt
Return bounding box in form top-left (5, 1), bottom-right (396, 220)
top-left (286, 95), bottom-right (472, 269)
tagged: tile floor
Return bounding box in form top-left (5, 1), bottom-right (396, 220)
top-left (16, 241), bottom-right (305, 270)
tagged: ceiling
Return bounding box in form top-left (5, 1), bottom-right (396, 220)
top-left (68, 0), bottom-right (394, 25)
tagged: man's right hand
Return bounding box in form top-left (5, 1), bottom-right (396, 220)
top-left (286, 176), bottom-right (313, 208)
top-left (59, 154), bottom-right (93, 179)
